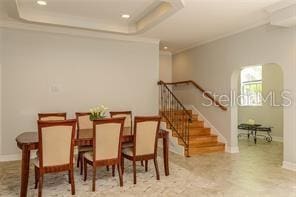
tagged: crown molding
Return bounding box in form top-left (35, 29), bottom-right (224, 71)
top-left (172, 19), bottom-right (270, 55)
top-left (265, 0), bottom-right (296, 13)
top-left (15, 0), bottom-right (184, 35)
top-left (0, 19), bottom-right (160, 44)
top-left (159, 50), bottom-right (172, 56)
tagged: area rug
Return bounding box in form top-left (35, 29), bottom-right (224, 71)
top-left (0, 158), bottom-right (216, 197)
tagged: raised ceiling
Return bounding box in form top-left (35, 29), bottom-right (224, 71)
top-left (15, 0), bottom-right (184, 34)
top-left (140, 0), bottom-right (286, 53)
top-left (2, 0), bottom-right (294, 53)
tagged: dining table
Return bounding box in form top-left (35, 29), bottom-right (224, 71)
top-left (15, 127), bottom-right (169, 197)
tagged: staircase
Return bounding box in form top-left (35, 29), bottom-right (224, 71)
top-left (158, 80), bottom-right (225, 156)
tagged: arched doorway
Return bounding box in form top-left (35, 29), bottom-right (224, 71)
top-left (230, 63), bottom-right (284, 153)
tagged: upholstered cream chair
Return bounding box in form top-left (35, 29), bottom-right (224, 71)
top-left (121, 116), bottom-right (161, 184)
top-left (34, 119), bottom-right (76, 197)
top-left (75, 112), bottom-right (93, 174)
top-left (36, 113), bottom-right (67, 164)
top-left (110, 111), bottom-right (132, 136)
top-left (109, 111), bottom-right (136, 172)
top-left (83, 117), bottom-right (125, 191)
top-left (38, 113), bottom-right (66, 121)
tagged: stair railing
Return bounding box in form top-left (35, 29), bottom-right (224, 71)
top-left (165, 80), bottom-right (227, 111)
top-left (158, 80), bottom-right (191, 157)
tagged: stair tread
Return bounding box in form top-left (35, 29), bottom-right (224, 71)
top-left (189, 134), bottom-right (217, 139)
top-left (190, 127), bottom-right (210, 130)
top-left (189, 142), bottom-right (225, 148)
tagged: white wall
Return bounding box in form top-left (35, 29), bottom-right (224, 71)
top-left (173, 25), bottom-right (296, 167)
top-left (238, 64), bottom-right (284, 139)
top-left (1, 27), bottom-right (159, 155)
top-left (159, 51), bottom-right (172, 82)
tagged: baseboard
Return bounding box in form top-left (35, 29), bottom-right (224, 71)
top-left (272, 136), bottom-right (283, 142)
top-left (0, 151), bottom-right (37, 162)
top-left (238, 132), bottom-right (283, 143)
top-left (0, 149), bottom-right (79, 162)
top-left (282, 161), bottom-right (296, 171)
top-left (186, 105), bottom-right (227, 144)
top-left (225, 145), bottom-right (240, 153)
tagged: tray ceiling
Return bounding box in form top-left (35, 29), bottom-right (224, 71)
top-left (15, 0), bottom-right (184, 34)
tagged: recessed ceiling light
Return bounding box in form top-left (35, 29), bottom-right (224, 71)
top-left (37, 0), bottom-right (47, 6)
top-left (164, 46), bottom-right (168, 50)
top-left (121, 14), bottom-right (130, 19)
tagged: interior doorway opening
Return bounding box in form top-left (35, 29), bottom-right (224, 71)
top-left (231, 63), bottom-right (284, 158)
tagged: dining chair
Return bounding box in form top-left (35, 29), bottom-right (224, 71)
top-left (38, 112), bottom-right (67, 121)
top-left (75, 112), bottom-right (93, 174)
top-left (34, 119), bottom-right (76, 197)
top-left (110, 111), bottom-right (132, 136)
top-left (121, 116), bottom-right (161, 184)
top-left (109, 111), bottom-right (144, 172)
top-left (83, 117), bottom-right (125, 191)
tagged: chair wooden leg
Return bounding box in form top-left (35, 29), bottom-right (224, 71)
top-left (77, 152), bottom-right (80, 168)
top-left (38, 173), bottom-right (43, 197)
top-left (70, 169), bottom-right (75, 195)
top-left (112, 165), bottom-right (115, 177)
top-left (68, 170), bottom-right (71, 184)
top-left (154, 158), bottom-right (160, 180)
top-left (80, 155), bottom-right (83, 175)
top-left (106, 165), bottom-right (109, 171)
top-left (34, 166), bottom-right (39, 189)
top-left (145, 160), bottom-right (148, 172)
top-left (121, 157), bottom-right (124, 174)
top-left (141, 161), bottom-right (144, 166)
top-left (92, 166), bottom-right (96, 192)
top-left (84, 158), bottom-right (87, 181)
top-left (117, 164), bottom-right (123, 187)
top-left (133, 160), bottom-right (136, 184)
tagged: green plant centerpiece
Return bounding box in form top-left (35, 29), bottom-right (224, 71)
top-left (89, 105), bottom-right (108, 121)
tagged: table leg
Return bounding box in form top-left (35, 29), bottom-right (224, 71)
top-left (162, 133), bottom-right (169, 176)
top-left (20, 145), bottom-right (31, 197)
top-left (267, 130), bottom-right (272, 142)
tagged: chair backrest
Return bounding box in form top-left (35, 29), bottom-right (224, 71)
top-left (110, 111), bottom-right (132, 134)
top-left (37, 119), bottom-right (76, 168)
top-left (76, 112), bottom-right (92, 138)
top-left (93, 118), bottom-right (125, 161)
top-left (38, 113), bottom-right (67, 121)
top-left (133, 116), bottom-right (161, 156)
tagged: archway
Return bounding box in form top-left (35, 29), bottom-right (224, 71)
top-left (230, 63), bottom-right (284, 153)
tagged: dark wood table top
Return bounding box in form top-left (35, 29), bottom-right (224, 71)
top-left (16, 128), bottom-right (168, 150)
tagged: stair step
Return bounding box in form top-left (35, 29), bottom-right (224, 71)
top-left (189, 128), bottom-right (211, 136)
top-left (161, 110), bottom-right (192, 115)
top-left (188, 142), bottom-right (225, 155)
top-left (167, 120), bottom-right (203, 128)
top-left (189, 135), bottom-right (217, 144)
top-left (172, 128), bottom-right (211, 137)
top-left (189, 120), bottom-right (204, 128)
top-left (178, 135), bottom-right (218, 146)
top-left (191, 114), bottom-right (198, 119)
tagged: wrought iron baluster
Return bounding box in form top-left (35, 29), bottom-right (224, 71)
top-left (158, 81), bottom-right (191, 157)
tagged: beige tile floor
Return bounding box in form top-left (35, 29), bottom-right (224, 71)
top-left (170, 138), bottom-right (296, 196)
top-left (0, 138), bottom-right (295, 196)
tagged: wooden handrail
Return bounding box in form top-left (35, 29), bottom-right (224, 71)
top-left (164, 80), bottom-right (227, 111)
